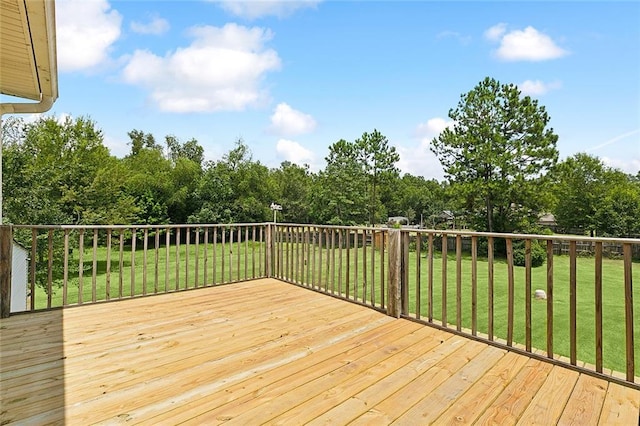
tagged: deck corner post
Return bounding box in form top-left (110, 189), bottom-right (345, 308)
top-left (387, 228), bottom-right (402, 318)
top-left (265, 223), bottom-right (273, 278)
top-left (0, 224), bottom-right (13, 318)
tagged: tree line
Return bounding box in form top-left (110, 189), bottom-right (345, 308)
top-left (2, 77), bottom-right (639, 238)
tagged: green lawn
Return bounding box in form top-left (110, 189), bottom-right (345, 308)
top-left (34, 240), bottom-right (266, 308)
top-left (33, 239), bottom-right (639, 375)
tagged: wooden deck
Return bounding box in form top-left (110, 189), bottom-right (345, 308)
top-left (1, 279), bottom-right (638, 425)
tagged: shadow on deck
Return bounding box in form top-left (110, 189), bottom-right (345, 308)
top-left (1, 278), bottom-right (639, 424)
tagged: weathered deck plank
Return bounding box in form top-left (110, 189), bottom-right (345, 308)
top-left (1, 278), bottom-right (638, 425)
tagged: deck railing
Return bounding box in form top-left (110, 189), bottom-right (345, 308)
top-left (0, 223), bottom-right (268, 313)
top-left (271, 225), bottom-right (389, 313)
top-left (1, 223), bottom-right (638, 388)
top-left (398, 229), bottom-right (639, 389)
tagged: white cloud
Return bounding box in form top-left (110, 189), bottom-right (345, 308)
top-left (437, 31), bottom-right (471, 45)
top-left (276, 139), bottom-right (316, 165)
top-left (20, 112), bottom-right (71, 125)
top-left (122, 23), bottom-right (281, 113)
top-left (130, 16), bottom-right (170, 35)
top-left (269, 103), bottom-right (317, 136)
top-left (519, 79), bottom-right (562, 96)
top-left (602, 157), bottom-right (640, 175)
top-left (396, 140), bottom-right (445, 181)
top-left (397, 117), bottom-right (454, 180)
top-left (56, 0), bottom-right (122, 72)
top-left (484, 23), bottom-right (507, 41)
top-left (215, 0), bottom-right (321, 19)
top-left (104, 134), bottom-right (130, 158)
top-left (415, 117), bottom-right (454, 138)
top-left (486, 24), bottom-right (568, 61)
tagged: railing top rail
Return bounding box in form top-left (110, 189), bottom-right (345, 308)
top-left (405, 228), bottom-right (640, 245)
top-left (7, 222), bottom-right (640, 244)
top-left (10, 223), bottom-right (271, 230)
top-left (275, 223), bottom-right (386, 232)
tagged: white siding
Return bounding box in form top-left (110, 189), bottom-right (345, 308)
top-left (11, 243), bottom-right (29, 312)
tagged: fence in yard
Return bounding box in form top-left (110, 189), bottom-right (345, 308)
top-left (0, 223), bottom-right (638, 389)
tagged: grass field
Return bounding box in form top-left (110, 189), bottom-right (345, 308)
top-left (31, 239), bottom-right (639, 375)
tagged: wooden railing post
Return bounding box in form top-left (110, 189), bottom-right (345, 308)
top-left (387, 229), bottom-right (402, 318)
top-left (0, 224), bottom-right (13, 318)
top-left (265, 223), bottom-right (273, 278)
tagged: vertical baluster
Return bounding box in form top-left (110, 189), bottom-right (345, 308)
top-left (380, 231), bottom-right (385, 309)
top-left (130, 228), bottom-right (136, 297)
top-left (165, 228), bottom-right (170, 292)
top-left (237, 227), bottom-right (241, 282)
top-left (175, 228), bottom-right (181, 290)
top-left (203, 227), bottom-right (209, 286)
top-left (213, 227), bottom-right (218, 284)
top-left (416, 233), bottom-right (421, 319)
top-left (487, 236), bottom-right (494, 341)
top-left (471, 236), bottom-right (478, 336)
top-left (525, 239), bottom-right (531, 350)
top-left (623, 243), bottom-right (635, 382)
top-left (354, 230), bottom-right (358, 299)
top-left (63, 229), bottom-right (69, 306)
top-left (30, 229), bottom-right (37, 310)
top-left (154, 228), bottom-right (160, 293)
top-left (92, 228), bottom-right (98, 302)
top-left (118, 230), bottom-right (124, 298)
top-left (569, 240), bottom-right (577, 365)
top-left (546, 239), bottom-right (554, 358)
top-left (78, 229), bottom-right (84, 304)
top-left (442, 233), bottom-right (448, 327)
top-left (362, 231), bottom-right (367, 302)
top-left (47, 229), bottom-right (53, 309)
top-left (106, 229), bottom-right (111, 300)
top-left (506, 238), bottom-right (514, 346)
top-left (595, 241), bottom-right (603, 373)
top-left (185, 227), bottom-right (190, 289)
top-left (428, 233), bottom-right (433, 322)
top-left (331, 229), bottom-right (336, 294)
top-left (221, 228), bottom-right (226, 283)
top-left (143, 228), bottom-right (148, 296)
top-left (456, 234), bottom-right (462, 331)
top-left (194, 228), bottom-right (200, 288)
top-left (371, 230), bottom-right (376, 307)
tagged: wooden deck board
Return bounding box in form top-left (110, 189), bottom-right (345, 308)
top-left (1, 278), bottom-right (639, 425)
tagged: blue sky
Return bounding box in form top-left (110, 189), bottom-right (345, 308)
top-left (8, 1), bottom-right (640, 179)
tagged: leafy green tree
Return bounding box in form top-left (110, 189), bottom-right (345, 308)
top-left (2, 116), bottom-right (127, 225)
top-left (386, 174), bottom-right (447, 227)
top-left (311, 139), bottom-right (368, 225)
top-left (552, 153), bottom-right (608, 235)
top-left (128, 129), bottom-right (161, 156)
top-left (271, 161), bottom-right (313, 223)
top-left (594, 177), bottom-right (640, 237)
top-left (123, 147), bottom-right (173, 224)
top-left (431, 77), bottom-right (559, 233)
top-left (189, 140), bottom-right (273, 224)
top-left (166, 135), bottom-right (204, 166)
top-left (355, 130), bottom-right (400, 224)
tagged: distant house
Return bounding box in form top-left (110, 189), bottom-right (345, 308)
top-left (538, 213), bottom-right (557, 231)
top-left (11, 242), bottom-right (29, 313)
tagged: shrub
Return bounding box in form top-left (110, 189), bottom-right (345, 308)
top-left (512, 239), bottom-right (546, 267)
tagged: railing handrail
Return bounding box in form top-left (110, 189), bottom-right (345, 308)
top-left (11, 222), bottom-right (272, 230)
